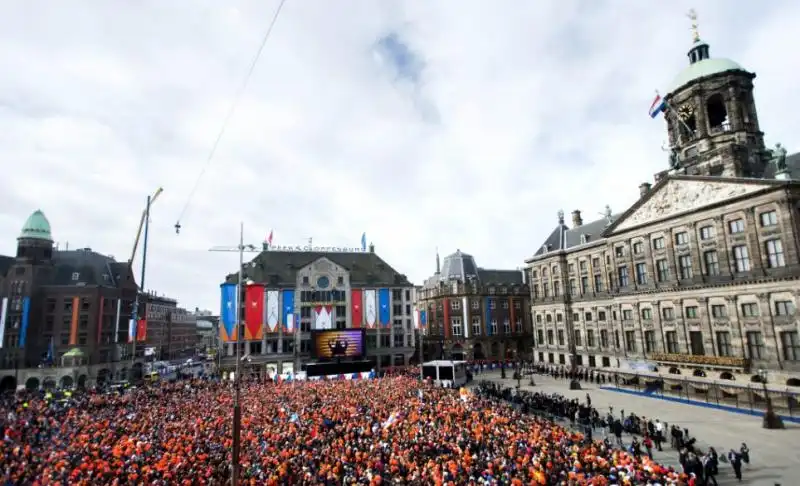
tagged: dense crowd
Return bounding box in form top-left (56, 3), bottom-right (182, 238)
top-left (0, 376), bottom-right (691, 485)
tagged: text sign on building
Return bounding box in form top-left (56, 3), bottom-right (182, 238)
top-left (268, 245), bottom-right (367, 253)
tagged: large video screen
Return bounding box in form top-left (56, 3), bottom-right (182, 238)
top-left (312, 329), bottom-right (366, 359)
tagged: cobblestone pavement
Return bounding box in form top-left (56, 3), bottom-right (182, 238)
top-left (473, 371), bottom-right (800, 485)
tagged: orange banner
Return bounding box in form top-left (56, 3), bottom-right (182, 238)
top-left (69, 297), bottom-right (79, 345)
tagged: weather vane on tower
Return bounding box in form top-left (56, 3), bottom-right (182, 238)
top-left (687, 9), bottom-right (700, 43)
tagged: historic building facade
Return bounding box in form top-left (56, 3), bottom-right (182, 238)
top-left (0, 210), bottom-right (197, 390)
top-left (526, 31), bottom-right (800, 387)
top-left (417, 250), bottom-right (533, 361)
top-left (218, 243), bottom-right (417, 375)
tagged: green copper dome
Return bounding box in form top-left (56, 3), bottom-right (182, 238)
top-left (19, 210), bottom-right (53, 241)
top-left (669, 40), bottom-right (745, 93)
top-left (670, 58), bottom-right (744, 93)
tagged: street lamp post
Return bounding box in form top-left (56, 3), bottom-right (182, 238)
top-left (209, 224), bottom-right (263, 486)
top-left (758, 369), bottom-right (785, 429)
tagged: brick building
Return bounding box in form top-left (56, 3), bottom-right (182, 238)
top-left (0, 210), bottom-right (198, 390)
top-left (417, 250), bottom-right (533, 361)
top-left (218, 243), bottom-right (416, 375)
top-left (526, 30), bottom-right (800, 387)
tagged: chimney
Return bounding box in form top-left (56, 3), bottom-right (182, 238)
top-left (639, 182), bottom-right (652, 198)
top-left (571, 210), bottom-right (583, 227)
top-left (368, 242), bottom-right (375, 253)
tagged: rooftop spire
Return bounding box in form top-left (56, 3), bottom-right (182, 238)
top-left (435, 247), bottom-right (441, 274)
top-left (687, 8), bottom-right (700, 43)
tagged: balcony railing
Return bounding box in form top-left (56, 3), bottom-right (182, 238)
top-left (649, 352), bottom-right (748, 368)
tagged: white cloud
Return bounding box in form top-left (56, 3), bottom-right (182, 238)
top-left (1, 0), bottom-right (797, 311)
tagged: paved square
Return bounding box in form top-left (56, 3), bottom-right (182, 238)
top-left (474, 371), bottom-right (800, 485)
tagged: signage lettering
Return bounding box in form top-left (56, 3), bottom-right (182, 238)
top-left (268, 245), bottom-right (367, 253)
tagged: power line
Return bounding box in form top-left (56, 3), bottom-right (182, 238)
top-left (175, 0), bottom-right (288, 235)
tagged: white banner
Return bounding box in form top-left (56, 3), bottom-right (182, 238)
top-left (0, 297), bottom-right (8, 349)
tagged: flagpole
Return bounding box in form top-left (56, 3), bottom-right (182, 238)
top-left (657, 90), bottom-right (694, 140)
top-left (208, 226), bottom-right (263, 486)
top-left (233, 221), bottom-right (243, 486)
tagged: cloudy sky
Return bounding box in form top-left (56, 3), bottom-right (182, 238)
top-left (1, 0), bottom-right (798, 312)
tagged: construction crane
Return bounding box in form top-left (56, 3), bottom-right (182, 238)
top-left (130, 187), bottom-right (164, 264)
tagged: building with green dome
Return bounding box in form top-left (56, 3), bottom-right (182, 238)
top-left (527, 21), bottom-right (800, 396)
top-left (0, 210), bottom-right (199, 392)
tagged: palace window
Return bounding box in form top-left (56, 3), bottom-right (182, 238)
top-left (624, 331), bottom-right (636, 352)
top-left (781, 331), bottom-right (799, 361)
top-left (711, 304), bottom-right (727, 318)
top-left (728, 219), bottom-right (745, 234)
top-left (656, 259), bottom-right (669, 282)
top-left (716, 331), bottom-right (732, 356)
top-left (774, 300), bottom-right (795, 316)
top-left (704, 250), bottom-right (720, 276)
top-left (635, 263), bottom-right (647, 285)
top-left (699, 225), bottom-right (715, 240)
top-left (678, 255), bottom-right (693, 279)
top-left (765, 240), bottom-right (785, 268)
top-left (617, 266), bottom-right (629, 287)
top-left (665, 331), bottom-right (679, 353)
top-left (732, 245), bottom-right (750, 272)
top-left (760, 210), bottom-right (777, 227)
top-left (644, 331), bottom-right (656, 353)
top-left (740, 303), bottom-right (759, 317)
top-left (746, 331), bottom-right (764, 360)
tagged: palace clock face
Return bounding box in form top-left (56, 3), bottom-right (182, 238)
top-left (678, 104), bottom-right (694, 120)
top-left (316, 276), bottom-right (330, 289)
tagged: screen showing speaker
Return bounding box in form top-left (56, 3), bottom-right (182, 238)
top-left (312, 329), bottom-right (366, 359)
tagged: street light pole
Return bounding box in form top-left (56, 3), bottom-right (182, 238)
top-left (758, 369), bottom-right (785, 429)
top-left (209, 224), bottom-right (263, 486)
top-left (130, 194), bottom-right (152, 381)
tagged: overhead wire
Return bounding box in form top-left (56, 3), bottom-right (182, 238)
top-left (174, 0), bottom-right (288, 234)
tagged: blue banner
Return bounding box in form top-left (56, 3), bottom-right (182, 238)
top-left (282, 290), bottom-right (295, 330)
top-left (19, 297), bottom-right (30, 347)
top-left (485, 296), bottom-right (492, 336)
top-left (220, 283), bottom-right (237, 339)
top-left (378, 288), bottom-right (390, 326)
top-left (419, 310), bottom-right (427, 326)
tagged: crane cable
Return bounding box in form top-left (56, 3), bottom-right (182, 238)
top-left (175, 0), bottom-right (288, 234)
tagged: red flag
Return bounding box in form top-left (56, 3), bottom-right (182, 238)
top-left (267, 230), bottom-right (274, 246)
top-left (136, 319), bottom-right (147, 342)
top-left (443, 298), bottom-right (451, 339)
top-left (245, 284), bottom-right (265, 340)
top-left (351, 290), bottom-right (363, 328)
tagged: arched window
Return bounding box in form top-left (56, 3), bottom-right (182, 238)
top-left (668, 366), bottom-right (681, 375)
top-left (692, 368), bottom-right (706, 377)
top-left (706, 94), bottom-right (729, 133)
top-left (720, 371), bottom-right (735, 380)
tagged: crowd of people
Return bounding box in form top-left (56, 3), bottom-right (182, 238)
top-left (0, 374), bottom-right (694, 485)
top-left (479, 374), bottom-right (754, 485)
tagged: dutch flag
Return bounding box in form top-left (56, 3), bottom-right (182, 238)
top-left (649, 93), bottom-right (667, 119)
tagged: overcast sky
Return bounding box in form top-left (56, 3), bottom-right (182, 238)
top-left (1, 0), bottom-right (798, 312)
